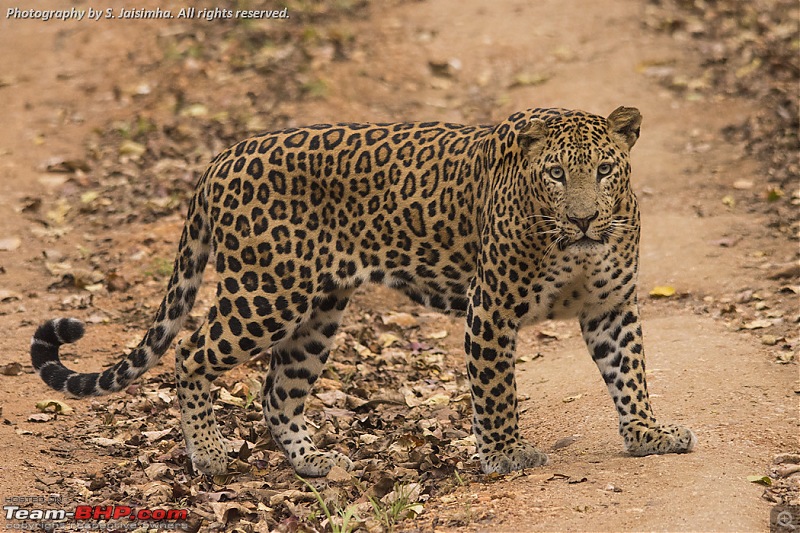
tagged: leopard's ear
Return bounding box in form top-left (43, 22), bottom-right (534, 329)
top-left (607, 106), bottom-right (642, 150)
top-left (518, 119), bottom-right (548, 152)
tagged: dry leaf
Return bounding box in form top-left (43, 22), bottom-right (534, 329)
top-left (105, 271), bottom-right (130, 292)
top-left (45, 158), bottom-right (91, 173)
top-left (768, 264), bottom-right (800, 280)
top-left (510, 72), bottom-right (551, 88)
top-left (38, 175), bottom-right (69, 188)
top-left (209, 501), bottom-right (252, 524)
top-left (142, 428), bottom-right (174, 442)
top-left (382, 312), bottom-right (418, 328)
top-left (538, 329), bottom-right (568, 340)
top-left (36, 399), bottom-right (73, 414)
top-left (326, 465), bottom-right (351, 482)
top-left (741, 319), bottom-right (773, 330)
top-left (80, 191), bottom-right (100, 204)
top-left (60, 293), bottom-right (92, 310)
top-left (87, 437), bottom-right (125, 447)
top-left (268, 489), bottom-right (316, 506)
top-left (142, 481), bottom-right (173, 502)
top-left (423, 393), bottom-right (451, 407)
top-left (144, 462), bottom-right (170, 480)
top-left (0, 289), bottom-right (22, 302)
top-left (400, 387), bottom-right (422, 408)
top-left (119, 140), bottom-right (146, 157)
top-left (316, 389), bottom-right (347, 407)
top-left (649, 286), bottom-right (676, 298)
top-left (359, 434), bottom-right (380, 445)
top-left (377, 332), bottom-right (402, 347)
top-left (352, 342), bottom-right (374, 358)
top-left (180, 104), bottom-right (209, 118)
top-left (46, 199), bottom-right (71, 226)
top-left (217, 387), bottom-right (245, 408)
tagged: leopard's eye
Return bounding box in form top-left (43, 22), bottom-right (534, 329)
top-left (548, 166), bottom-right (565, 183)
top-left (597, 163), bottom-right (613, 179)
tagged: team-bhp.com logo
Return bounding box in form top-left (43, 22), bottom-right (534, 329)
top-left (4, 504), bottom-right (188, 529)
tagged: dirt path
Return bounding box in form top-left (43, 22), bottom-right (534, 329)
top-left (0, 0), bottom-right (796, 532)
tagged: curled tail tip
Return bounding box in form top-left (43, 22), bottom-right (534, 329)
top-left (58, 317), bottom-right (86, 343)
top-left (31, 318), bottom-right (85, 370)
top-left (31, 318), bottom-right (105, 397)
top-left (35, 317), bottom-right (85, 344)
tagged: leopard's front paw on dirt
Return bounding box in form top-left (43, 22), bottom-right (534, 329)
top-left (294, 450), bottom-right (353, 477)
top-left (480, 441), bottom-right (548, 474)
top-left (626, 424), bottom-right (696, 456)
top-left (190, 446), bottom-right (229, 476)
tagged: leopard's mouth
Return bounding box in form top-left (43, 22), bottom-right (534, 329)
top-left (559, 235), bottom-right (604, 251)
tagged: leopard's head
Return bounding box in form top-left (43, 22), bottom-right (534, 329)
top-left (517, 107), bottom-right (641, 250)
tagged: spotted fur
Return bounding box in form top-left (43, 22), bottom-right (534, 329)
top-left (31, 107), bottom-right (695, 476)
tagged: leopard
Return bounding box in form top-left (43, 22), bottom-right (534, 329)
top-left (31, 106), bottom-right (696, 477)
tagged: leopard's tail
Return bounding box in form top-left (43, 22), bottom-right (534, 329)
top-left (30, 176), bottom-right (212, 397)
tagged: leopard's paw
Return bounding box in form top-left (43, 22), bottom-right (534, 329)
top-left (626, 423), bottom-right (696, 456)
top-left (479, 440), bottom-right (548, 474)
top-left (294, 450), bottom-right (353, 477)
top-left (189, 443), bottom-right (229, 476)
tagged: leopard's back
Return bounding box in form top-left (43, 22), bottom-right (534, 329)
top-left (204, 122), bottom-right (492, 315)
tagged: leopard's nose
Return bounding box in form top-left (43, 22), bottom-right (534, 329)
top-left (567, 211), bottom-right (598, 233)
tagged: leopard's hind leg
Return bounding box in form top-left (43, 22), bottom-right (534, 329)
top-left (176, 294), bottom-right (300, 476)
top-left (263, 288), bottom-right (354, 476)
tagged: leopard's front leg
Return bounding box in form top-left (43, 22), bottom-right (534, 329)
top-left (580, 304), bottom-right (696, 456)
top-left (465, 282), bottom-right (548, 474)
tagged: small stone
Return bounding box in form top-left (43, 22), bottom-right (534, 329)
top-left (43, 249), bottom-right (64, 261)
top-left (552, 436), bottom-right (580, 450)
top-left (35, 474), bottom-right (61, 486)
top-left (0, 362), bottom-right (22, 376)
top-left (761, 335), bottom-right (780, 346)
top-left (428, 58), bottom-right (462, 78)
top-left (0, 238), bottom-right (21, 251)
top-left (735, 290), bottom-right (754, 304)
